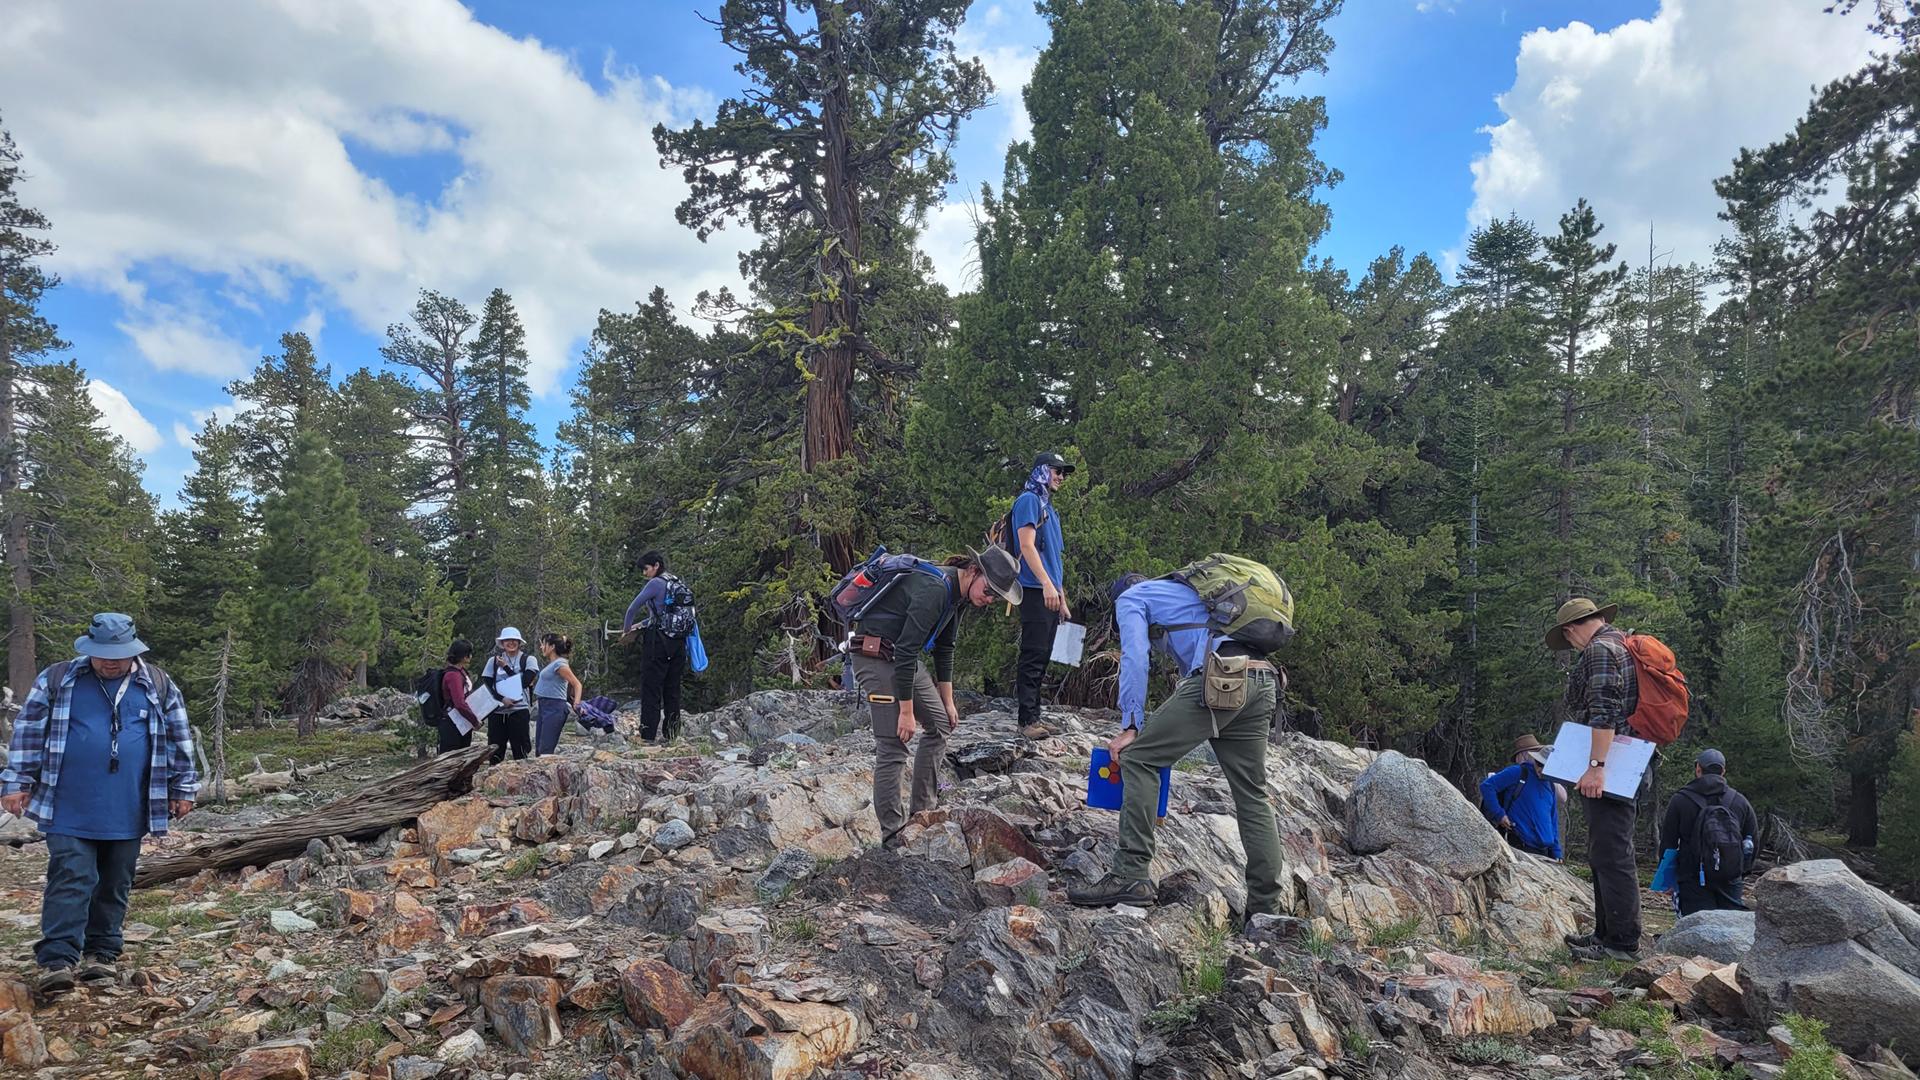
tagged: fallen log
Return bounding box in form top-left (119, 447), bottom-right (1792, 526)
top-left (135, 743), bottom-right (493, 888)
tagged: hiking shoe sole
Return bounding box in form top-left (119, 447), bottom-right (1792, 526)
top-left (1569, 943), bottom-right (1641, 963)
top-left (1066, 876), bottom-right (1158, 908)
top-left (36, 966), bottom-right (76, 998)
top-left (78, 958), bottom-right (117, 984)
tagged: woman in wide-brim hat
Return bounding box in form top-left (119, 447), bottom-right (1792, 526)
top-left (480, 627), bottom-right (537, 764)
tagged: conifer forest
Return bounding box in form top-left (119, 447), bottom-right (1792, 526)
top-left (0, 1), bottom-right (1914, 884)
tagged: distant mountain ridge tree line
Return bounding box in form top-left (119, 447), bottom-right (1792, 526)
top-left (0, 0), bottom-right (1912, 883)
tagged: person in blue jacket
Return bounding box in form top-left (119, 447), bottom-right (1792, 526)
top-left (1479, 734), bottom-right (1564, 860)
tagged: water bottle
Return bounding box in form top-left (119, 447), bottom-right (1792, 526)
top-left (1743, 837), bottom-right (1754, 865)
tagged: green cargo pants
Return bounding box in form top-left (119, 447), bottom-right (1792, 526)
top-left (1112, 669), bottom-right (1287, 916)
top-left (848, 652), bottom-right (951, 839)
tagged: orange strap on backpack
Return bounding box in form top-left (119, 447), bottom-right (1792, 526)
top-left (1622, 633), bottom-right (1689, 746)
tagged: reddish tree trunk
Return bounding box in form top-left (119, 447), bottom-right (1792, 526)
top-left (805, 7), bottom-right (862, 577)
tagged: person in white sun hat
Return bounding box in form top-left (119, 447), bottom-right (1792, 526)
top-left (480, 627), bottom-right (538, 763)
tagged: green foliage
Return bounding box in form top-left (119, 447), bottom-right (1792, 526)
top-left (1777, 1013), bottom-right (1842, 1080)
top-left (1342, 1028), bottom-right (1373, 1060)
top-left (1878, 729), bottom-right (1920, 890)
top-left (1363, 915), bottom-right (1424, 948)
top-left (775, 916), bottom-right (820, 944)
top-left (503, 849), bottom-right (543, 880)
top-left (1592, 1000), bottom-right (1671, 1036)
top-left (255, 427), bottom-right (379, 734)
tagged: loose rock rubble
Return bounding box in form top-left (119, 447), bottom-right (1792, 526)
top-left (0, 690), bottom-right (1912, 1079)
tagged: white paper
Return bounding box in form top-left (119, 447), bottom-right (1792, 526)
top-left (1542, 721), bottom-right (1656, 801)
top-left (494, 671), bottom-right (524, 705)
top-left (465, 683), bottom-right (502, 722)
top-left (1050, 622), bottom-right (1087, 667)
top-left (449, 709), bottom-right (475, 736)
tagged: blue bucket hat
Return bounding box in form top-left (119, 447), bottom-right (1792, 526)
top-left (75, 613), bottom-right (149, 660)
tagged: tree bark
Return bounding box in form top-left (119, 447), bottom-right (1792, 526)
top-left (133, 744), bottom-right (493, 887)
top-left (1, 327), bottom-right (32, 699)
top-left (1847, 766), bottom-right (1879, 848)
top-left (804, 2), bottom-right (861, 577)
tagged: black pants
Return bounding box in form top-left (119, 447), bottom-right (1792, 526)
top-left (488, 709), bottom-right (530, 764)
top-left (641, 630), bottom-right (686, 741)
top-left (1584, 794), bottom-right (1642, 950)
top-left (1676, 875), bottom-right (1747, 916)
top-left (437, 716), bottom-right (473, 754)
top-left (1504, 832), bottom-right (1555, 859)
top-left (1016, 586), bottom-right (1060, 726)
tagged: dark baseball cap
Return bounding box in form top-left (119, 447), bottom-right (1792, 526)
top-left (1696, 749), bottom-right (1726, 771)
top-left (1033, 452), bottom-right (1075, 474)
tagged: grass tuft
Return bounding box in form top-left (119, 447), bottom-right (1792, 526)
top-left (502, 849), bottom-right (543, 880)
top-left (1363, 915), bottom-right (1424, 948)
top-left (1453, 1037), bottom-right (1529, 1065)
top-left (1592, 1000), bottom-right (1671, 1036)
top-left (1342, 1028), bottom-right (1373, 1060)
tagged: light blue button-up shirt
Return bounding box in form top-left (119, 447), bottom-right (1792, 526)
top-left (1115, 579), bottom-right (1216, 730)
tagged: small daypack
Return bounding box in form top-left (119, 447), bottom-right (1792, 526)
top-left (1152, 554), bottom-right (1297, 654)
top-left (1622, 632), bottom-right (1689, 745)
top-left (1686, 789), bottom-right (1746, 885)
top-left (985, 497), bottom-right (1048, 562)
top-left (828, 547), bottom-right (949, 628)
top-left (655, 573), bottom-right (698, 639)
top-left (414, 668), bottom-right (449, 726)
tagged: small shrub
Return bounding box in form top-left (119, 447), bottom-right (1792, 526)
top-left (1301, 927), bottom-right (1336, 959)
top-left (1342, 1029), bottom-right (1373, 1059)
top-left (1364, 915), bottom-right (1424, 948)
top-left (1592, 1000), bottom-right (1671, 1037)
top-left (1779, 1014), bottom-right (1842, 1080)
top-left (314, 1020), bottom-right (387, 1071)
top-left (776, 916), bottom-right (820, 944)
top-left (503, 849), bottom-right (543, 880)
top-left (1019, 883), bottom-right (1046, 908)
top-left (1145, 998), bottom-right (1200, 1031)
top-left (1454, 1037), bottom-right (1529, 1065)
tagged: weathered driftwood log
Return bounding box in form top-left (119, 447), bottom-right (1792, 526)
top-left (135, 744), bottom-right (492, 888)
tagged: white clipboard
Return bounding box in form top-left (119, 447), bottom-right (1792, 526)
top-left (465, 683), bottom-right (502, 723)
top-left (494, 671), bottom-right (525, 705)
top-left (1050, 622), bottom-right (1087, 667)
top-left (1542, 721), bottom-right (1655, 801)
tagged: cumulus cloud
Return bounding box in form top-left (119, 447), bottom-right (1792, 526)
top-left (0, 0), bottom-right (746, 394)
top-left (116, 304), bottom-right (260, 379)
top-left (85, 380), bottom-right (165, 455)
top-left (1466, 0), bottom-right (1876, 269)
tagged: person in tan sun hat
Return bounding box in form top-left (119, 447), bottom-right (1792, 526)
top-left (1478, 733), bottom-right (1565, 861)
top-left (1548, 597), bottom-right (1644, 962)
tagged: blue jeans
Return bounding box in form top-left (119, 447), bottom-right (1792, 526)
top-left (37, 833), bottom-right (142, 968)
top-left (535, 698), bottom-right (570, 756)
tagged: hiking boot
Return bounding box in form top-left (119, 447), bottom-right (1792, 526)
top-left (78, 956), bottom-right (117, 985)
top-left (1563, 931), bottom-right (1598, 950)
top-left (35, 964), bottom-right (76, 998)
top-left (1020, 721), bottom-right (1057, 740)
top-left (1067, 874), bottom-right (1156, 908)
top-left (1569, 942), bottom-right (1641, 963)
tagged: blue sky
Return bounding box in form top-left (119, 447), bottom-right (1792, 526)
top-left (0, 0), bottom-right (1878, 506)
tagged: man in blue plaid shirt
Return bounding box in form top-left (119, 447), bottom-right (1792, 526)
top-left (0, 614), bottom-right (197, 997)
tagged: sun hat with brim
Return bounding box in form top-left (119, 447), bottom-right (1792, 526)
top-left (75, 613), bottom-right (149, 660)
top-left (496, 627), bottom-right (525, 645)
top-left (1545, 598), bottom-right (1618, 651)
top-left (1511, 734), bottom-right (1546, 756)
top-left (968, 547), bottom-right (1024, 607)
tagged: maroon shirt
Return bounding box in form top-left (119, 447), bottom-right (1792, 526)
top-left (443, 668), bottom-right (479, 725)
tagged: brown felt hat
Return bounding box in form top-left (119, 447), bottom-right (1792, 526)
top-left (1511, 734), bottom-right (1546, 756)
top-left (1545, 597), bottom-right (1618, 651)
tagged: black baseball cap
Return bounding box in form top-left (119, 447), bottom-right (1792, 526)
top-left (1033, 451), bottom-right (1075, 474)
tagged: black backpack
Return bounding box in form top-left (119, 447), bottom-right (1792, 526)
top-left (827, 547), bottom-right (950, 629)
top-left (656, 573), bottom-right (698, 639)
top-left (1686, 789), bottom-right (1746, 885)
top-left (414, 668), bottom-right (449, 727)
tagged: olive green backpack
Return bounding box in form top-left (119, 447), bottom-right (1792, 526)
top-left (1151, 554), bottom-right (1297, 654)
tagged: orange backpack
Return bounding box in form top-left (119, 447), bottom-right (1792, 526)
top-left (1622, 633), bottom-right (1690, 745)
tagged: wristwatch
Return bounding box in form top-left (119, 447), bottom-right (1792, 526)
top-left (1588, 759), bottom-right (1606, 769)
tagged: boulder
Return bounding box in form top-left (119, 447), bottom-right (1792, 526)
top-left (1346, 751), bottom-right (1505, 879)
top-left (619, 957), bottom-right (700, 1030)
top-left (0, 1011), bottom-right (47, 1068)
top-left (1742, 860), bottom-right (1920, 1066)
top-left (268, 910), bottom-right (318, 935)
top-left (973, 857), bottom-right (1048, 908)
top-left (433, 1030), bottom-right (485, 1064)
top-left (479, 975), bottom-right (563, 1053)
top-left (690, 909), bottom-right (769, 990)
top-left (1659, 909), bottom-right (1756, 964)
top-left (667, 986), bottom-right (865, 1080)
top-left (415, 797), bottom-right (499, 862)
top-left (656, 819), bottom-right (697, 851)
top-left (756, 847), bottom-right (818, 901)
top-left (514, 941), bottom-right (581, 977)
top-left (1696, 965), bottom-right (1746, 1019)
top-left (1390, 968), bottom-right (1553, 1037)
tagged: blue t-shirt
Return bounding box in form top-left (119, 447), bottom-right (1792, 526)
top-left (1011, 491), bottom-right (1065, 590)
top-left (49, 671), bottom-right (153, 840)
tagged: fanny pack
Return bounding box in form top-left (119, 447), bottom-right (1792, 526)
top-left (1204, 653), bottom-right (1251, 711)
top-left (850, 634), bottom-right (895, 661)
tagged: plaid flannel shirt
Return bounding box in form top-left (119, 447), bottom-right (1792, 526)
top-left (0, 657), bottom-right (198, 836)
top-left (1564, 626), bottom-right (1639, 734)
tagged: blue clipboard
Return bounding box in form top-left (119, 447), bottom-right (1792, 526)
top-left (1087, 748), bottom-right (1171, 818)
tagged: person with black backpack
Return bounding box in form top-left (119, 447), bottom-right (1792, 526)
top-left (416, 639), bottom-right (482, 755)
top-left (832, 546), bottom-right (1023, 847)
top-left (621, 551), bottom-right (696, 742)
top-left (1658, 748), bottom-right (1759, 915)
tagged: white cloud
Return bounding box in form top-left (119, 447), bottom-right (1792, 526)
top-left (85, 380), bottom-right (165, 455)
top-left (171, 421), bottom-right (196, 447)
top-left (116, 304), bottom-right (259, 379)
top-left (0, 0), bottom-right (745, 395)
top-left (1466, 0), bottom-right (1876, 270)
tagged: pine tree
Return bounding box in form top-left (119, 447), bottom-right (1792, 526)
top-left (256, 426), bottom-right (379, 737)
top-left (0, 117), bottom-right (68, 695)
top-left (150, 418), bottom-right (255, 666)
top-left (329, 369), bottom-right (434, 683)
top-left (459, 289), bottom-right (543, 640)
top-left (224, 332), bottom-right (334, 500)
top-left (655, 0), bottom-right (989, 575)
top-left (380, 289), bottom-right (477, 550)
top-left (15, 361), bottom-right (156, 662)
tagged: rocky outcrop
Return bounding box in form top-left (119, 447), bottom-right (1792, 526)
top-left (1347, 750), bottom-right (1507, 879)
top-left (1742, 859), bottom-right (1920, 1065)
top-left (684, 689), bottom-right (869, 746)
top-left (1659, 908), bottom-right (1757, 964)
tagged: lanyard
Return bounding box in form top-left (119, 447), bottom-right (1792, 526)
top-left (93, 670), bottom-right (134, 775)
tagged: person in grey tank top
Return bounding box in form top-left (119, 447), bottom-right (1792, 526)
top-left (533, 634), bottom-right (584, 756)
